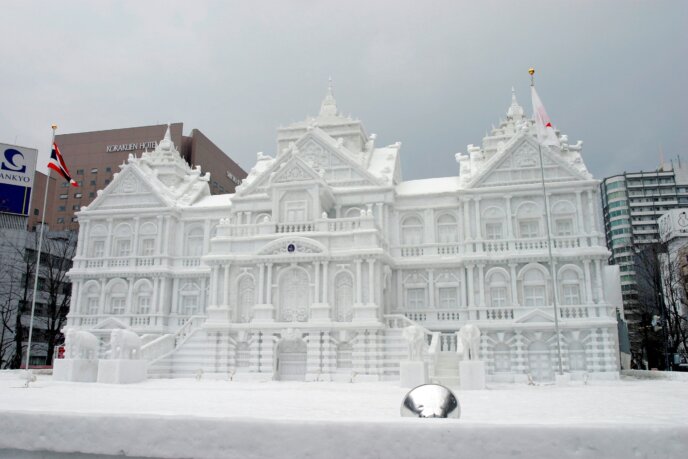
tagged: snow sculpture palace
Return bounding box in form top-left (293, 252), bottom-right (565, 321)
top-left (66, 85), bottom-right (621, 383)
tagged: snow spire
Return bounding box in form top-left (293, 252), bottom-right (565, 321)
top-left (507, 86), bottom-right (524, 120)
top-left (319, 77), bottom-right (338, 117)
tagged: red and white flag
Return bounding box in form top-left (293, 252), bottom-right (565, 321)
top-left (531, 86), bottom-right (559, 147)
top-left (48, 142), bottom-right (78, 187)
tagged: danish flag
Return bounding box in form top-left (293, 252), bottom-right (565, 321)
top-left (48, 142), bottom-right (78, 187)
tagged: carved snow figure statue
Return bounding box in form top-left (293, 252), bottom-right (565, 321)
top-left (457, 324), bottom-right (481, 361)
top-left (402, 325), bottom-right (426, 361)
top-left (110, 329), bottom-right (142, 360)
top-left (65, 329), bottom-right (98, 360)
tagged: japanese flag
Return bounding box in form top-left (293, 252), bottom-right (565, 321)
top-left (531, 86), bottom-right (559, 147)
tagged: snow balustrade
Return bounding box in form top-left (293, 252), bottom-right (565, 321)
top-left (67, 313), bottom-right (199, 329)
top-left (393, 234), bottom-right (600, 258)
top-left (81, 255), bottom-right (203, 270)
top-left (216, 213), bottom-right (378, 238)
top-left (400, 302), bottom-right (613, 326)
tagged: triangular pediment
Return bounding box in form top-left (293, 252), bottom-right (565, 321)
top-left (515, 308), bottom-right (555, 324)
top-left (294, 130), bottom-right (382, 187)
top-left (468, 135), bottom-right (588, 189)
top-left (236, 129), bottom-right (382, 197)
top-left (271, 156), bottom-right (324, 184)
top-left (85, 165), bottom-right (171, 211)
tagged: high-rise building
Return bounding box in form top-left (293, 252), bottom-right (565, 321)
top-left (601, 160), bottom-right (688, 356)
top-left (28, 123), bottom-right (246, 232)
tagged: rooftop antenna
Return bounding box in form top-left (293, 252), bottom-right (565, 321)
top-left (659, 145), bottom-right (665, 171)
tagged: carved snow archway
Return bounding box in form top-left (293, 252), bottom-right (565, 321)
top-left (278, 267), bottom-right (311, 322)
top-left (276, 338), bottom-right (307, 381)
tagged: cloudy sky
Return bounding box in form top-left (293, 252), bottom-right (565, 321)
top-left (1, 0), bottom-right (686, 182)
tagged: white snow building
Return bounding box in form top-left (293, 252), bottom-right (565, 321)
top-left (66, 86), bottom-right (621, 383)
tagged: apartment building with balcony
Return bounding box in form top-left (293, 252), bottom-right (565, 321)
top-left (601, 161), bottom-right (688, 355)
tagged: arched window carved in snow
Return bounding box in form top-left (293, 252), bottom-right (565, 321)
top-left (83, 282), bottom-right (100, 315)
top-left (112, 223), bottom-right (132, 257)
top-left (486, 269), bottom-right (510, 308)
top-left (334, 272), bottom-right (354, 322)
top-left (138, 222), bottom-right (158, 257)
top-left (516, 202), bottom-right (542, 239)
top-left (551, 200), bottom-right (577, 236)
top-left (436, 213), bottom-right (458, 243)
top-left (179, 281), bottom-right (201, 316)
top-left (237, 276), bottom-right (255, 323)
top-left (185, 227), bottom-right (204, 257)
top-left (401, 215), bottom-right (424, 245)
top-left (482, 207), bottom-right (505, 240)
top-left (107, 280), bottom-right (128, 315)
top-left (278, 268), bottom-right (310, 322)
top-left (521, 267), bottom-right (547, 307)
top-left (559, 268), bottom-right (582, 305)
top-left (133, 280), bottom-right (153, 314)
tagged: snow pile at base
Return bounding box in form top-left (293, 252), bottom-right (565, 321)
top-left (0, 372), bottom-right (687, 459)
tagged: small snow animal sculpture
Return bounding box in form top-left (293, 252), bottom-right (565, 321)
top-left (109, 329), bottom-right (142, 360)
top-left (402, 325), bottom-right (427, 361)
top-left (65, 329), bottom-right (99, 360)
top-left (457, 324), bottom-right (481, 361)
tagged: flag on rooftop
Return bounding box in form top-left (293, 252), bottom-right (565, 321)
top-left (531, 86), bottom-right (560, 147)
top-left (48, 142), bottom-right (78, 187)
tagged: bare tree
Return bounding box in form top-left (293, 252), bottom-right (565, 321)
top-left (0, 228), bottom-right (74, 368)
top-left (0, 255), bottom-right (20, 368)
top-left (34, 231), bottom-right (76, 364)
top-left (634, 242), bottom-right (688, 369)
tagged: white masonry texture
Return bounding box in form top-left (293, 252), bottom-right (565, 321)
top-left (65, 86), bottom-right (622, 383)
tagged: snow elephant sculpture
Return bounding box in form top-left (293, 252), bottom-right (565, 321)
top-left (402, 325), bottom-right (427, 361)
top-left (65, 329), bottom-right (99, 360)
top-left (456, 324), bottom-right (481, 361)
top-left (110, 329), bottom-right (142, 360)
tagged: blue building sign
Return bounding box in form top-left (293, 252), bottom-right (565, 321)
top-left (0, 143), bottom-right (37, 216)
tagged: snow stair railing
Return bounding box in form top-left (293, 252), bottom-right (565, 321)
top-left (140, 316), bottom-right (205, 368)
top-left (383, 314), bottom-right (441, 379)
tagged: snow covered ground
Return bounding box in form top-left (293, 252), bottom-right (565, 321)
top-left (0, 371), bottom-right (687, 459)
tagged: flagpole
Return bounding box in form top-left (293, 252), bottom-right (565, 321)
top-left (530, 68), bottom-right (564, 376)
top-left (24, 123), bottom-right (57, 387)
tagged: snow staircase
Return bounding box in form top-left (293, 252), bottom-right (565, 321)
top-left (147, 329), bottom-right (212, 379)
top-left (382, 328), bottom-right (410, 380)
top-left (431, 352), bottom-right (460, 388)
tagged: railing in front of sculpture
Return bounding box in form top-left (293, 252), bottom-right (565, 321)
top-left (399, 303), bottom-right (606, 323)
top-left (401, 307), bottom-right (514, 323)
top-left (217, 216), bottom-right (378, 238)
top-left (482, 236), bottom-right (582, 253)
top-left (67, 314), bottom-right (168, 328)
top-left (80, 256), bottom-right (170, 269)
top-left (396, 243), bottom-right (462, 258)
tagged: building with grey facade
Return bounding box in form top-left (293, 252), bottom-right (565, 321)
top-left (601, 159), bottom-right (688, 357)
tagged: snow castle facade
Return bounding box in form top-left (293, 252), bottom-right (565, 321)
top-left (66, 87), bottom-right (621, 383)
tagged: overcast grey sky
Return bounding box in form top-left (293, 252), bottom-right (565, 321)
top-left (1, 0), bottom-right (686, 182)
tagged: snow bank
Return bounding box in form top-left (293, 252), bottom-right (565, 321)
top-left (1, 373), bottom-right (687, 459)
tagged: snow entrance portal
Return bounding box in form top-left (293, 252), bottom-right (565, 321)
top-left (277, 338), bottom-right (307, 381)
